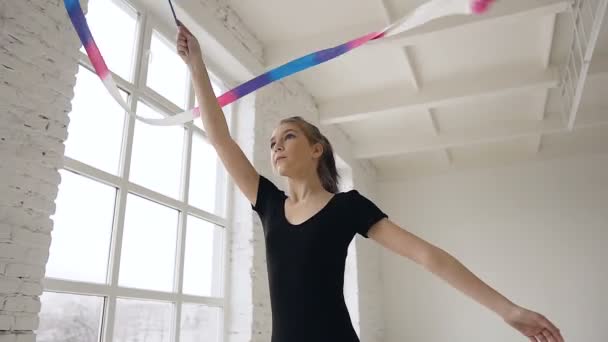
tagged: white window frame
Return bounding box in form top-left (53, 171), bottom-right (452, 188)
top-left (43, 1), bottom-right (233, 341)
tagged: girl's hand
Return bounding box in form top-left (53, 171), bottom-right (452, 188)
top-left (176, 22), bottom-right (203, 70)
top-left (504, 306), bottom-right (564, 342)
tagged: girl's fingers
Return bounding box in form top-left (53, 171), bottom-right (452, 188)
top-left (178, 22), bottom-right (192, 35)
top-left (178, 25), bottom-right (192, 38)
top-left (542, 317), bottom-right (558, 332)
top-left (545, 327), bottom-right (562, 342)
top-left (543, 329), bottom-right (557, 342)
top-left (541, 318), bottom-right (563, 342)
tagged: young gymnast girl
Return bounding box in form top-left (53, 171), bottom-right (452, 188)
top-left (176, 24), bottom-right (564, 342)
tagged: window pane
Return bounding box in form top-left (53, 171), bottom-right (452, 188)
top-left (119, 194), bottom-right (178, 292)
top-left (37, 292), bottom-right (104, 342)
top-left (189, 133), bottom-right (224, 215)
top-left (81, 0), bottom-right (137, 81)
top-left (47, 170), bottom-right (115, 283)
top-left (183, 216), bottom-right (224, 297)
top-left (65, 66), bottom-right (127, 175)
top-left (180, 304), bottom-right (222, 342)
top-left (147, 30), bottom-right (188, 107)
top-left (130, 102), bottom-right (185, 199)
top-left (114, 298), bottom-right (173, 342)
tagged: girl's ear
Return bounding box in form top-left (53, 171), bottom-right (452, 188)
top-left (311, 142), bottom-right (324, 159)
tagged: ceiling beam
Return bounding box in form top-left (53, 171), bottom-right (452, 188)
top-left (540, 13), bottom-right (557, 70)
top-left (535, 90), bottom-right (551, 122)
top-left (353, 114), bottom-right (608, 159)
top-left (533, 89), bottom-right (550, 153)
top-left (320, 64), bottom-right (560, 125)
top-left (535, 11), bottom-right (558, 152)
top-left (265, 0), bottom-right (571, 67)
top-left (371, 0), bottom-right (572, 47)
top-left (378, 0), bottom-right (421, 90)
top-left (401, 47), bottom-right (421, 90)
top-left (427, 109), bottom-right (440, 135)
top-left (532, 135), bottom-right (544, 153)
top-left (444, 149), bottom-right (453, 165)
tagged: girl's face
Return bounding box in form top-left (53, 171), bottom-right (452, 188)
top-left (270, 122), bottom-right (323, 177)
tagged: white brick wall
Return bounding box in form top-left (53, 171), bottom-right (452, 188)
top-left (199, 0), bottom-right (264, 64)
top-left (352, 173), bottom-right (386, 342)
top-left (225, 94), bottom-right (257, 342)
top-left (0, 0), bottom-right (82, 341)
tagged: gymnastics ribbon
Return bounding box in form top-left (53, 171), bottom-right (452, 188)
top-left (63, 0), bottom-right (495, 126)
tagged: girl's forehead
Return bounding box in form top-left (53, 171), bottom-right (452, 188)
top-left (271, 122), bottom-right (300, 138)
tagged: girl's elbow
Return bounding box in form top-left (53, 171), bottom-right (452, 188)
top-left (418, 245), bottom-right (446, 271)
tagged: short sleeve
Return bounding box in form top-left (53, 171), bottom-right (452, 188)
top-left (251, 175), bottom-right (284, 218)
top-left (347, 190), bottom-right (388, 238)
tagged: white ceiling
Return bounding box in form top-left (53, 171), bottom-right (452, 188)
top-left (226, 0), bottom-right (608, 180)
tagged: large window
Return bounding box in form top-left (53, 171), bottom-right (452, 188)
top-left (39, 1), bottom-right (230, 341)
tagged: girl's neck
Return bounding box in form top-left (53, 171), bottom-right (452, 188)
top-left (285, 174), bottom-right (329, 203)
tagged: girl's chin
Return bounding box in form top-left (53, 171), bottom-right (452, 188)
top-left (274, 165), bottom-right (291, 176)
top-left (276, 168), bottom-right (288, 176)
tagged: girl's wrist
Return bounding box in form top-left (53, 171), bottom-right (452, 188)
top-left (499, 302), bottom-right (521, 321)
top-left (188, 58), bottom-right (205, 73)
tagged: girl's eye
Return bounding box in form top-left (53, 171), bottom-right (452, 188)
top-left (270, 142), bottom-right (275, 149)
top-left (285, 133), bottom-right (295, 139)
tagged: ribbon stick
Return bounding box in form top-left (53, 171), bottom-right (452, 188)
top-left (167, 0), bottom-right (180, 27)
top-left (63, 0), bottom-right (495, 126)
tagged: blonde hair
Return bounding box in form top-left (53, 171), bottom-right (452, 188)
top-left (279, 116), bottom-right (340, 193)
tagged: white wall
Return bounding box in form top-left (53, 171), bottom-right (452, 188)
top-left (0, 0), bottom-right (84, 341)
top-left (377, 153), bottom-right (608, 342)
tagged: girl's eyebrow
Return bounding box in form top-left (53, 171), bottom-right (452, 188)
top-left (282, 129), bottom-right (296, 135)
top-left (270, 129), bottom-right (296, 143)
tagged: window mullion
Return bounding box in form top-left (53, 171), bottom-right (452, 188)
top-left (101, 6), bottom-right (150, 342)
top-left (78, 52), bottom-right (136, 96)
top-left (173, 128), bottom-right (193, 342)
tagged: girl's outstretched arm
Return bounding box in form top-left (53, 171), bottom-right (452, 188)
top-left (176, 23), bottom-right (260, 205)
top-left (367, 218), bottom-right (564, 342)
